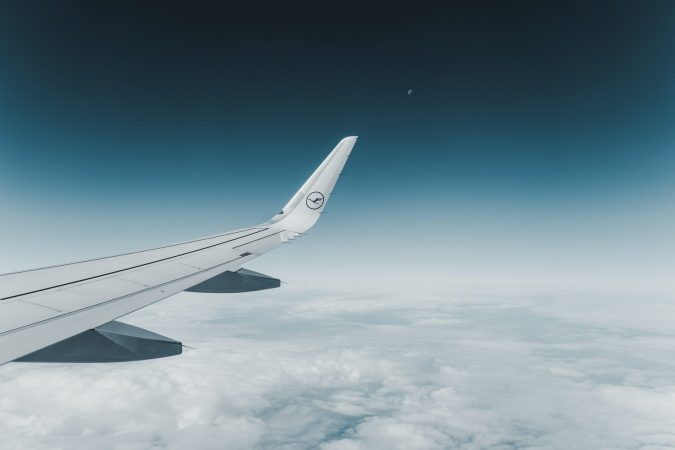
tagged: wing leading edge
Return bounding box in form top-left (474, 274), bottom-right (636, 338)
top-left (0, 136), bottom-right (358, 365)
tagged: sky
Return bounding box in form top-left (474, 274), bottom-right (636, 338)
top-left (2, 2), bottom-right (675, 449)
top-left (1, 1), bottom-right (674, 291)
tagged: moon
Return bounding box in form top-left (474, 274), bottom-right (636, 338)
top-left (407, 89), bottom-right (413, 95)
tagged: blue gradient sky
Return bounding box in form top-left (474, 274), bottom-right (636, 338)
top-left (1, 1), bottom-right (674, 291)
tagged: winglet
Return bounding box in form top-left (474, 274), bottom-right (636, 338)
top-left (268, 136), bottom-right (357, 233)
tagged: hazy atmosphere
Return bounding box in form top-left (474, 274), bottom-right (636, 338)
top-left (1, 1), bottom-right (675, 449)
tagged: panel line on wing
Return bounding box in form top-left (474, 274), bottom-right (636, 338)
top-left (17, 299), bottom-right (65, 313)
top-left (231, 232), bottom-right (282, 249)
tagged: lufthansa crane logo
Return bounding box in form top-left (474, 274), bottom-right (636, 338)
top-left (306, 191), bottom-right (325, 209)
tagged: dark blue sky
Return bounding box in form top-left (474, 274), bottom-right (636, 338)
top-left (1, 1), bottom-right (674, 290)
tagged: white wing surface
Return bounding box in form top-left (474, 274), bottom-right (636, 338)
top-left (0, 136), bottom-right (357, 365)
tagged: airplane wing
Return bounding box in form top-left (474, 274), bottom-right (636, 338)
top-left (0, 136), bottom-right (357, 365)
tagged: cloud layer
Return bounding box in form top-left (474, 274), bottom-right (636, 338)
top-left (1, 285), bottom-right (675, 449)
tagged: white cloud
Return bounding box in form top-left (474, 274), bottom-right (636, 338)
top-left (1, 285), bottom-right (675, 449)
